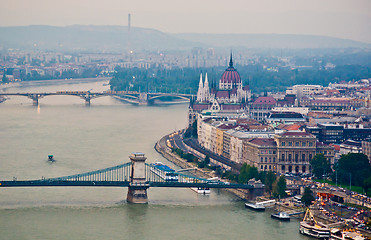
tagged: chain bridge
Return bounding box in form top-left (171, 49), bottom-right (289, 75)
top-left (0, 153), bottom-right (258, 203)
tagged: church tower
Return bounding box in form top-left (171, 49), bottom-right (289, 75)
top-left (196, 73), bottom-right (204, 102)
top-left (203, 72), bottom-right (210, 102)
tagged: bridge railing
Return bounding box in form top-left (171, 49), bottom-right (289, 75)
top-left (46, 162), bottom-right (132, 182)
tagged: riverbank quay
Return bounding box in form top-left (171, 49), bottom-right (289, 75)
top-left (155, 133), bottom-right (250, 200)
top-left (155, 133), bottom-right (213, 179)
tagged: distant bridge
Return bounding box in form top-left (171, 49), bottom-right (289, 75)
top-left (0, 91), bottom-right (195, 106)
top-left (0, 153), bottom-right (259, 203)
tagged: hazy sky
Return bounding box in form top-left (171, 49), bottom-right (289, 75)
top-left (1, 0), bottom-right (371, 43)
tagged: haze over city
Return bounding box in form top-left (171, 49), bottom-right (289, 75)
top-left (1, 0), bottom-right (371, 43)
top-left (1, 0), bottom-right (371, 239)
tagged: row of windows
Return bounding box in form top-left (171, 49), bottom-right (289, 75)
top-left (281, 165), bottom-right (309, 173)
top-left (260, 157), bottom-right (276, 163)
top-left (323, 130), bottom-right (342, 135)
top-left (260, 150), bottom-right (276, 155)
top-left (281, 153), bottom-right (313, 162)
top-left (260, 165), bottom-right (273, 170)
top-left (281, 141), bottom-right (314, 147)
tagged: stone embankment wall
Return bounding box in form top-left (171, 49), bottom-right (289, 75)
top-left (155, 134), bottom-right (250, 200)
top-left (155, 135), bottom-right (211, 179)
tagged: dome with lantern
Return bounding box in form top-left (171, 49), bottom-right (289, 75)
top-left (219, 54), bottom-right (242, 90)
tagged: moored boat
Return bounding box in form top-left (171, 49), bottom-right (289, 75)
top-left (300, 208), bottom-right (330, 239)
top-left (271, 212), bottom-right (290, 221)
top-left (190, 187), bottom-right (211, 195)
top-left (245, 202), bottom-right (266, 211)
top-left (271, 197), bottom-right (290, 221)
top-left (150, 162), bottom-right (178, 181)
top-left (245, 199), bottom-right (276, 211)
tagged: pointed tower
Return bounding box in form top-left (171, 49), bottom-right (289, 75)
top-left (204, 72), bottom-right (210, 102)
top-left (229, 52), bottom-right (233, 68)
top-left (196, 73), bottom-right (204, 102)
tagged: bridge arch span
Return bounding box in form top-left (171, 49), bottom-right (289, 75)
top-left (148, 94), bottom-right (191, 101)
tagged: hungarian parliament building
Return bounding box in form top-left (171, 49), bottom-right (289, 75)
top-left (189, 54), bottom-right (251, 124)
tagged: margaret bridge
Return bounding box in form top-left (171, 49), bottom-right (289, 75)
top-left (0, 153), bottom-right (261, 203)
top-left (0, 90), bottom-right (195, 106)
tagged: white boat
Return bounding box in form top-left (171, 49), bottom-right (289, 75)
top-left (271, 197), bottom-right (290, 221)
top-left (271, 211), bottom-right (290, 221)
top-left (300, 209), bottom-right (330, 239)
top-left (245, 199), bottom-right (276, 211)
top-left (245, 202), bottom-right (266, 211)
top-left (150, 162), bottom-right (178, 181)
top-left (190, 187), bottom-right (211, 195)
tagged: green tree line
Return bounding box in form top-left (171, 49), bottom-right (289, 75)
top-left (110, 63), bottom-right (371, 94)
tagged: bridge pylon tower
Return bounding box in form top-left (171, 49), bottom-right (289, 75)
top-left (84, 96), bottom-right (91, 106)
top-left (138, 93), bottom-right (148, 105)
top-left (29, 94), bottom-right (42, 106)
top-left (127, 152), bottom-right (149, 203)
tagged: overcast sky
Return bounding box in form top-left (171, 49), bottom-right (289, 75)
top-left (1, 0), bottom-right (371, 43)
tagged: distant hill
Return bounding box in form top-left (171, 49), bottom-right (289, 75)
top-left (0, 25), bottom-right (202, 52)
top-left (174, 33), bottom-right (371, 49)
top-left (0, 25), bottom-right (369, 52)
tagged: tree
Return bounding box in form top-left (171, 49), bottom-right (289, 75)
top-left (363, 176), bottom-right (371, 194)
top-left (204, 155), bottom-right (210, 165)
top-left (198, 161), bottom-right (206, 168)
top-left (2, 72), bottom-right (8, 83)
top-left (310, 153), bottom-right (332, 178)
top-left (191, 121), bottom-right (198, 137)
top-left (273, 175), bottom-right (287, 198)
top-left (301, 187), bottom-right (315, 207)
top-left (335, 153), bottom-right (371, 186)
top-left (265, 171), bottom-right (276, 195)
top-left (238, 163), bottom-right (250, 184)
top-left (238, 163), bottom-right (259, 184)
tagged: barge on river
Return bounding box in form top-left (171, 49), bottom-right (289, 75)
top-left (245, 200), bottom-right (275, 211)
top-left (150, 162), bottom-right (178, 181)
top-left (300, 208), bottom-right (330, 239)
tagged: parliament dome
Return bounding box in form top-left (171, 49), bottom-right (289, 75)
top-left (219, 54), bottom-right (242, 88)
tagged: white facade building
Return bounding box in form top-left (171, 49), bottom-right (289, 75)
top-left (286, 85), bottom-right (324, 99)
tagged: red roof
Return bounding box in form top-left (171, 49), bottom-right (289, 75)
top-left (219, 124), bottom-right (237, 130)
top-left (222, 104), bottom-right (242, 110)
top-left (236, 119), bottom-right (260, 125)
top-left (285, 124), bottom-right (302, 131)
top-left (192, 103), bottom-right (210, 111)
top-left (330, 144), bottom-right (340, 151)
top-left (253, 96), bottom-right (277, 105)
top-left (216, 91), bottom-right (230, 98)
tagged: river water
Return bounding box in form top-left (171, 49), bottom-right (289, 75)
top-left (0, 79), bottom-right (310, 240)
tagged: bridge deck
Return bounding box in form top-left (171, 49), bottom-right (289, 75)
top-left (0, 180), bottom-right (253, 189)
top-left (0, 161), bottom-right (254, 190)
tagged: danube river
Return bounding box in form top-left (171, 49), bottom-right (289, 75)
top-left (0, 79), bottom-right (310, 240)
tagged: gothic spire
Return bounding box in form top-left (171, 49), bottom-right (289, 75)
top-left (229, 51), bottom-right (233, 68)
top-left (197, 73), bottom-right (203, 102)
top-left (204, 72), bottom-right (210, 101)
top-left (198, 73), bottom-right (203, 88)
